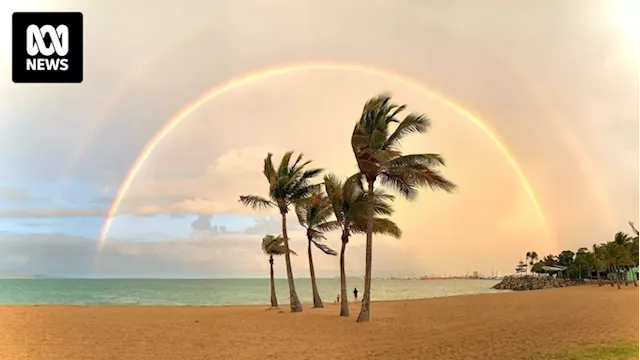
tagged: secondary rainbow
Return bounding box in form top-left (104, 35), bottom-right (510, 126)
top-left (96, 61), bottom-right (554, 252)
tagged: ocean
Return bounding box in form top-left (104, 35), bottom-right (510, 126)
top-left (0, 278), bottom-right (505, 306)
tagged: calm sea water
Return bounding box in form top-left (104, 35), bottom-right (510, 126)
top-left (0, 278), bottom-right (505, 306)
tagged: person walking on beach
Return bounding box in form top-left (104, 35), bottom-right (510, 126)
top-left (353, 287), bottom-right (359, 301)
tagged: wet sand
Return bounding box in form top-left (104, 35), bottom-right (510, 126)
top-left (0, 285), bottom-right (637, 360)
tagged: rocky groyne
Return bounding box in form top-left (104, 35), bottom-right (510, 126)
top-left (492, 275), bottom-right (580, 291)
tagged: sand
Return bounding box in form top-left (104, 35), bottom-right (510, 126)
top-left (0, 285), bottom-right (637, 360)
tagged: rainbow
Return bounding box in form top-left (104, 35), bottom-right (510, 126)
top-left (96, 61), bottom-right (553, 252)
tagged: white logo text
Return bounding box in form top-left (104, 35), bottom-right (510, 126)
top-left (25, 24), bottom-right (69, 71)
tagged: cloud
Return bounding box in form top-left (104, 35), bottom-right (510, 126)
top-left (0, 208), bottom-right (107, 218)
top-left (244, 216), bottom-right (297, 235)
top-left (115, 146), bottom-right (291, 217)
top-left (0, 187), bottom-right (32, 202)
top-left (190, 214), bottom-right (231, 238)
top-left (0, 231), bottom-right (420, 278)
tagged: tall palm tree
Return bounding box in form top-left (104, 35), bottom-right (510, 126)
top-left (294, 192), bottom-right (339, 308)
top-left (350, 94), bottom-right (456, 322)
top-left (239, 152), bottom-right (323, 312)
top-left (261, 234), bottom-right (297, 308)
top-left (324, 173), bottom-right (401, 316)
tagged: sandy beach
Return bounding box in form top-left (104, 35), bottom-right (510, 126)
top-left (0, 285), bottom-right (637, 360)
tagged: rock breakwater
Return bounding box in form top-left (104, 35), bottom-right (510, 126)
top-left (492, 275), bottom-right (580, 291)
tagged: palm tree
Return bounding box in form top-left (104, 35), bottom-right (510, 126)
top-left (629, 236), bottom-right (640, 286)
top-left (324, 173), bottom-right (401, 316)
top-left (601, 242), bottom-right (628, 289)
top-left (625, 223), bottom-right (639, 286)
top-left (239, 152), bottom-right (323, 312)
top-left (294, 192), bottom-right (339, 308)
top-left (589, 244), bottom-right (606, 286)
top-left (613, 232), bottom-right (633, 286)
top-left (528, 252), bottom-right (538, 275)
top-left (575, 247), bottom-right (589, 280)
top-left (261, 235), bottom-right (297, 308)
top-left (350, 93), bottom-right (456, 322)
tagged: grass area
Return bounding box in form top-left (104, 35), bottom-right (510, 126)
top-left (554, 342), bottom-right (639, 360)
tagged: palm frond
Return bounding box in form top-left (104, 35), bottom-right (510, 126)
top-left (263, 153), bottom-right (277, 183)
top-left (351, 217), bottom-right (401, 238)
top-left (239, 195), bottom-right (274, 210)
top-left (262, 234), bottom-right (296, 256)
top-left (384, 113), bottom-right (431, 150)
top-left (316, 220), bottom-right (341, 232)
top-left (278, 152), bottom-right (295, 177)
top-left (389, 153), bottom-right (446, 167)
top-left (311, 239), bottom-right (338, 256)
top-left (380, 163), bottom-right (457, 200)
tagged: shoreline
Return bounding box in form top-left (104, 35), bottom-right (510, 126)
top-left (0, 288), bottom-right (512, 307)
top-left (1, 285), bottom-right (637, 360)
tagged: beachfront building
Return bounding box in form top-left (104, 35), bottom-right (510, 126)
top-left (540, 265), bottom-right (567, 278)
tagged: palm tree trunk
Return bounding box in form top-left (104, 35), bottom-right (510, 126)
top-left (280, 211), bottom-right (302, 312)
top-left (632, 267), bottom-right (638, 287)
top-left (269, 255), bottom-right (278, 308)
top-left (623, 267), bottom-right (629, 286)
top-left (578, 265), bottom-right (582, 280)
top-left (595, 268), bottom-right (602, 286)
top-left (339, 233), bottom-right (349, 317)
top-left (615, 266), bottom-right (622, 289)
top-left (307, 235), bottom-right (323, 308)
top-left (357, 179), bottom-right (375, 323)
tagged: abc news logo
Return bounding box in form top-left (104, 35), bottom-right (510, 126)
top-left (12, 12), bottom-right (83, 83)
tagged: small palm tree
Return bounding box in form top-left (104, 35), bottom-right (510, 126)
top-left (350, 93), bottom-right (456, 322)
top-left (239, 152), bottom-right (323, 312)
top-left (527, 252), bottom-right (538, 275)
top-left (589, 245), bottom-right (606, 286)
top-left (324, 173), bottom-right (401, 316)
top-left (294, 192), bottom-right (339, 308)
top-left (261, 235), bottom-right (297, 308)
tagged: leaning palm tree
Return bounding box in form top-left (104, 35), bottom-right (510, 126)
top-left (294, 192), bottom-right (339, 308)
top-left (261, 234), bottom-right (297, 308)
top-left (324, 173), bottom-right (401, 316)
top-left (350, 93), bottom-right (457, 322)
top-left (239, 152), bottom-right (323, 312)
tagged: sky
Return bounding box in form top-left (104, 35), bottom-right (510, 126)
top-left (0, 0), bottom-right (638, 278)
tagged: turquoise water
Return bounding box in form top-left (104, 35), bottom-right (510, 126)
top-left (0, 278), bottom-right (505, 306)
